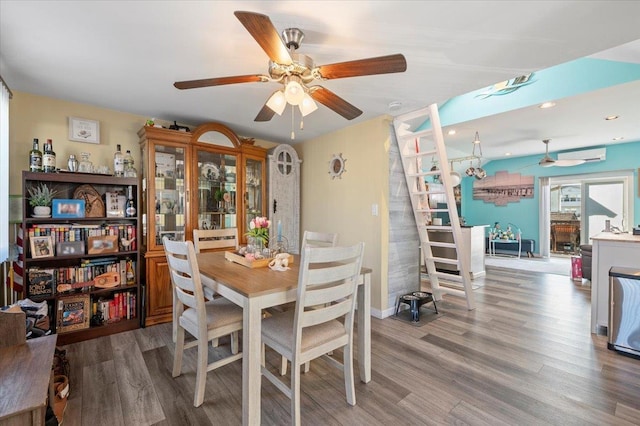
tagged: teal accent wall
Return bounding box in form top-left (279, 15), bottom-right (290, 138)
top-left (462, 141), bottom-right (640, 252)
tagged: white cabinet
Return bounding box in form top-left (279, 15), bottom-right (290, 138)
top-left (590, 232), bottom-right (640, 334)
top-left (427, 225), bottom-right (487, 280)
top-left (268, 145), bottom-right (302, 254)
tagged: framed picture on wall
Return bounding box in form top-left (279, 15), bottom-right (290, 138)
top-left (68, 116), bottom-right (100, 144)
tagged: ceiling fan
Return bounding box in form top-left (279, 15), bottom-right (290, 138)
top-left (173, 11), bottom-right (407, 122)
top-left (538, 139), bottom-right (586, 167)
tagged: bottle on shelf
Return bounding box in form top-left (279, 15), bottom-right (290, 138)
top-left (42, 139), bottom-right (56, 173)
top-left (125, 185), bottom-right (136, 217)
top-left (29, 138), bottom-right (42, 172)
top-left (114, 144), bottom-right (124, 177)
top-left (124, 149), bottom-right (137, 177)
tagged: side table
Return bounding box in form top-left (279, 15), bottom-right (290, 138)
top-left (0, 334), bottom-right (57, 426)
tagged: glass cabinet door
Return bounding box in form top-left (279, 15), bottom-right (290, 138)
top-left (244, 156), bottom-right (264, 237)
top-left (196, 148), bottom-right (237, 230)
top-left (152, 145), bottom-right (186, 247)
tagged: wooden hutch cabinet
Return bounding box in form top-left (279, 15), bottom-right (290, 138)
top-left (138, 123), bottom-right (267, 326)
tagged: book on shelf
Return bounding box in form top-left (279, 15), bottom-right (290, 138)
top-left (27, 267), bottom-right (56, 298)
top-left (57, 294), bottom-right (90, 333)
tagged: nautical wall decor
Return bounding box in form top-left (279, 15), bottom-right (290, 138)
top-left (472, 170), bottom-right (534, 206)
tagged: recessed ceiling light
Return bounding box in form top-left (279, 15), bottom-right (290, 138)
top-left (388, 101), bottom-right (402, 111)
top-left (505, 152), bottom-right (512, 156)
top-left (539, 102), bottom-right (556, 109)
top-left (447, 129), bottom-right (456, 135)
top-left (605, 115), bottom-right (619, 121)
top-left (612, 136), bottom-right (624, 141)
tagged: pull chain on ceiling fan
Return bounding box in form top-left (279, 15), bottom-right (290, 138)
top-left (173, 11), bottom-right (407, 125)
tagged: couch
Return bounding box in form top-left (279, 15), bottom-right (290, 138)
top-left (580, 244), bottom-right (592, 280)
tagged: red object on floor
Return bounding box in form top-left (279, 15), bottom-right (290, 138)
top-left (571, 256), bottom-right (582, 281)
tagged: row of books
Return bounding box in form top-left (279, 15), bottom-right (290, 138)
top-left (27, 257), bottom-right (136, 298)
top-left (28, 223), bottom-right (137, 252)
top-left (95, 291), bottom-right (137, 324)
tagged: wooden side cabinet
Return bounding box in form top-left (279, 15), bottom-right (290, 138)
top-left (138, 123), bottom-right (267, 326)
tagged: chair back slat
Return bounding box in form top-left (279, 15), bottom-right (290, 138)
top-left (163, 237), bottom-right (206, 314)
top-left (294, 243), bottom-right (365, 349)
top-left (301, 231), bottom-right (338, 250)
top-left (193, 228), bottom-right (238, 253)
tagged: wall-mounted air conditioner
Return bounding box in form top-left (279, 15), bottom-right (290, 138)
top-left (557, 147), bottom-right (606, 163)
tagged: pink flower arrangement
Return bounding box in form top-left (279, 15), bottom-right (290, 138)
top-left (247, 216), bottom-right (270, 245)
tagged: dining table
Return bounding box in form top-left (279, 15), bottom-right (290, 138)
top-left (196, 251), bottom-right (372, 426)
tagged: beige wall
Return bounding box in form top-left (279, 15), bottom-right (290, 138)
top-left (8, 91), bottom-right (277, 194)
top-left (9, 91), bottom-right (391, 314)
top-left (295, 116), bottom-right (391, 313)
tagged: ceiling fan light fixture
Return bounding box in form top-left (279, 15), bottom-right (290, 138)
top-left (266, 90), bottom-right (286, 115)
top-left (299, 93), bottom-right (318, 116)
top-left (284, 76), bottom-right (305, 105)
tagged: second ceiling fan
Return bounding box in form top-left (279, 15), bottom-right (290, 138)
top-left (538, 139), bottom-right (587, 167)
top-left (174, 11), bottom-right (407, 122)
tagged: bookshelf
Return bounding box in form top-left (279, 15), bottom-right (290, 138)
top-left (21, 171), bottom-right (141, 345)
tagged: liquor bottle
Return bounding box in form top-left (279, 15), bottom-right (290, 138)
top-left (114, 144), bottom-right (124, 177)
top-left (125, 185), bottom-right (136, 217)
top-left (29, 138), bottom-right (43, 172)
top-left (42, 139), bottom-right (56, 173)
top-left (123, 149), bottom-right (137, 177)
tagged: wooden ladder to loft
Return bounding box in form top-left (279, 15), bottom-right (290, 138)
top-left (392, 103), bottom-right (475, 310)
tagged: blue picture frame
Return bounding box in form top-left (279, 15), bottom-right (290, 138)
top-left (52, 199), bottom-right (86, 218)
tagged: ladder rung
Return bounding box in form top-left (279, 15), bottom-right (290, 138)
top-left (423, 241), bottom-right (456, 249)
top-left (426, 225), bottom-right (452, 231)
top-left (428, 256), bottom-right (458, 265)
top-left (402, 149), bottom-right (437, 159)
top-left (431, 271), bottom-right (463, 282)
top-left (397, 127), bottom-right (435, 141)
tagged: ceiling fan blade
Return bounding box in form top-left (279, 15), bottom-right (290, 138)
top-left (316, 54), bottom-right (407, 80)
top-left (309, 87), bottom-right (363, 120)
top-left (254, 103), bottom-right (277, 122)
top-left (234, 11), bottom-right (292, 65)
top-left (554, 159), bottom-right (586, 167)
top-left (174, 74), bottom-right (266, 90)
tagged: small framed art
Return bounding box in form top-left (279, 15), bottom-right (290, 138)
top-left (68, 116), bottom-right (100, 144)
top-left (30, 235), bottom-right (55, 259)
top-left (57, 240), bottom-right (85, 256)
top-left (52, 199), bottom-right (86, 218)
top-left (88, 235), bottom-right (118, 254)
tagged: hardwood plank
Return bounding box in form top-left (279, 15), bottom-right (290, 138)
top-left (81, 359), bottom-right (124, 426)
top-left (109, 331), bottom-right (165, 425)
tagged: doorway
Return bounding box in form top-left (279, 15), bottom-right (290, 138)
top-left (544, 170), bottom-right (634, 256)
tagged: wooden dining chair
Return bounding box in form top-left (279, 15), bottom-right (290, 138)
top-left (261, 242), bottom-right (365, 426)
top-left (163, 236), bottom-right (243, 407)
top-left (277, 230), bottom-right (339, 375)
top-left (300, 230), bottom-right (338, 250)
top-left (193, 228), bottom-right (238, 253)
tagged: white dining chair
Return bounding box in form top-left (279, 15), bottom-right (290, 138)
top-left (193, 227), bottom-right (239, 253)
top-left (193, 228), bottom-right (239, 301)
top-left (261, 242), bottom-right (365, 426)
top-left (163, 236), bottom-right (243, 407)
top-left (278, 230), bottom-right (339, 375)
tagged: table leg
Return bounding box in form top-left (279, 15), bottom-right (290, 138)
top-left (357, 272), bottom-right (371, 383)
top-left (242, 297), bottom-right (263, 426)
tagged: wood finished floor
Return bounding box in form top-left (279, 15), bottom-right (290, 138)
top-left (59, 266), bottom-right (640, 425)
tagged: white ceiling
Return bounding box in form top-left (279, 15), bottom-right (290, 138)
top-left (1, 1), bottom-right (640, 164)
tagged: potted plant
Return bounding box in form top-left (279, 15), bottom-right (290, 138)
top-left (28, 183), bottom-right (57, 217)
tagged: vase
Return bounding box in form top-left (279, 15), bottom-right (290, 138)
top-left (33, 206), bottom-right (51, 217)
